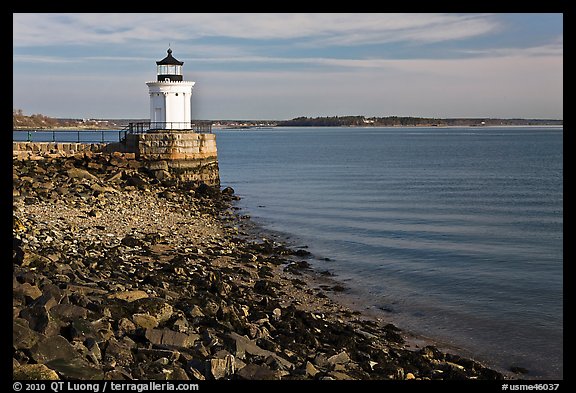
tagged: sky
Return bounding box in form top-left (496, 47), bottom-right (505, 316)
top-left (13, 13), bottom-right (563, 120)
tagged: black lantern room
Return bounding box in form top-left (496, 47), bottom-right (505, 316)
top-left (156, 48), bottom-right (184, 82)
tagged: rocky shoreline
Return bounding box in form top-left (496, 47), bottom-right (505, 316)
top-left (13, 151), bottom-right (506, 381)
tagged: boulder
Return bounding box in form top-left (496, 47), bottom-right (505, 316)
top-left (13, 318), bottom-right (45, 350)
top-left (13, 364), bottom-right (60, 380)
top-left (49, 304), bottom-right (89, 321)
top-left (144, 328), bottom-right (198, 348)
top-left (132, 314), bottom-right (159, 329)
top-left (66, 167), bottom-right (98, 182)
top-left (132, 298), bottom-right (173, 324)
top-left (69, 318), bottom-right (98, 342)
top-left (103, 337), bottom-right (135, 367)
top-left (107, 290), bottom-right (149, 303)
top-left (13, 282), bottom-right (43, 303)
top-left (327, 351), bottom-right (351, 366)
top-left (44, 358), bottom-right (104, 380)
top-left (208, 354), bottom-right (235, 380)
top-left (19, 305), bottom-right (51, 333)
top-left (227, 332), bottom-right (293, 370)
top-left (29, 335), bottom-right (81, 364)
top-left (236, 363), bottom-right (281, 380)
top-left (305, 361), bottom-right (319, 377)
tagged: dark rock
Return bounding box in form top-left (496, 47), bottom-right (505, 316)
top-left (91, 319), bottom-right (114, 343)
top-left (509, 365), bottom-right (529, 374)
top-left (36, 283), bottom-right (64, 306)
top-left (120, 235), bottom-right (144, 248)
top-left (207, 354), bottom-right (235, 379)
top-left (84, 338), bottom-right (102, 365)
top-left (221, 186), bottom-right (235, 196)
top-left (253, 280), bottom-right (278, 296)
top-left (117, 317), bottom-right (137, 335)
top-left (327, 351), bottom-right (351, 366)
top-left (195, 182), bottom-right (219, 198)
top-left (45, 357), bottom-right (104, 380)
top-left (12, 238), bottom-right (25, 265)
top-left (227, 332), bottom-right (294, 370)
top-left (109, 156), bottom-right (128, 168)
top-left (144, 328), bottom-right (199, 348)
top-left (293, 249), bottom-right (312, 258)
top-left (236, 363), bottom-right (281, 380)
top-left (132, 313), bottom-right (159, 329)
top-left (13, 215), bottom-right (27, 232)
top-left (69, 318), bottom-right (98, 341)
top-left (103, 337), bottom-right (135, 367)
top-left (29, 335), bottom-right (81, 364)
top-left (49, 304), bottom-right (89, 321)
top-left (166, 365), bottom-right (189, 380)
top-left (104, 171), bottom-right (123, 183)
top-left (13, 282), bottom-right (43, 303)
top-left (136, 348), bottom-right (181, 362)
top-left (13, 364), bottom-right (60, 380)
top-left (103, 368), bottom-right (134, 380)
top-left (13, 318), bottom-right (45, 350)
top-left (19, 305), bottom-right (51, 333)
top-left (131, 297), bottom-right (174, 324)
top-left (108, 290), bottom-right (149, 302)
top-left (305, 361), bottom-right (319, 377)
top-left (88, 209), bottom-right (102, 218)
top-left (477, 367), bottom-right (505, 380)
top-left (327, 370), bottom-right (356, 380)
top-left (125, 175), bottom-right (147, 188)
top-left (19, 250), bottom-right (53, 268)
top-left (66, 167), bottom-right (98, 182)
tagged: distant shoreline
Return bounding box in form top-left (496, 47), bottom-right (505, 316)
top-left (13, 124), bottom-right (564, 133)
top-left (13, 110), bottom-right (562, 131)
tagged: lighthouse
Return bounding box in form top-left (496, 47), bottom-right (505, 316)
top-left (115, 49), bottom-right (218, 186)
top-left (146, 48), bottom-right (195, 130)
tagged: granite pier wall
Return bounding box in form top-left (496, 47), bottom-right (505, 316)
top-left (13, 132), bottom-right (220, 186)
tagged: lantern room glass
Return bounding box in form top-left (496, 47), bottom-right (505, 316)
top-left (158, 64), bottom-right (181, 76)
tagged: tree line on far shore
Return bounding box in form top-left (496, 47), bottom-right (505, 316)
top-left (276, 115), bottom-right (563, 127)
top-left (14, 109), bottom-right (562, 129)
top-left (13, 109), bottom-right (119, 129)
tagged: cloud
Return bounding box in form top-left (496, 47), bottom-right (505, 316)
top-left (13, 50), bottom-right (562, 119)
top-left (460, 40), bottom-right (563, 58)
top-left (12, 13), bottom-right (562, 119)
top-left (187, 53), bottom-right (563, 119)
top-left (12, 54), bottom-right (82, 64)
top-left (13, 13), bottom-right (500, 48)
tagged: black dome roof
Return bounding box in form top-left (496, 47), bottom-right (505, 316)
top-left (156, 48), bottom-right (184, 66)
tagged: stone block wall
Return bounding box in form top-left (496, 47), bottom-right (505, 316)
top-left (124, 132), bottom-right (219, 186)
top-left (13, 142), bottom-right (105, 159)
top-left (13, 133), bottom-right (220, 187)
top-left (125, 132), bottom-right (217, 161)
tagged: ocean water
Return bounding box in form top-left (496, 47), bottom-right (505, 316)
top-left (214, 126), bottom-right (563, 379)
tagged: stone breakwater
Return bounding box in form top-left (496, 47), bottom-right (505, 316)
top-left (13, 141), bottom-right (106, 158)
top-left (13, 139), bottom-right (219, 187)
top-left (12, 152), bottom-right (505, 381)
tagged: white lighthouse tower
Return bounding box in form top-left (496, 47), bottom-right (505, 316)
top-left (146, 48), bottom-right (195, 130)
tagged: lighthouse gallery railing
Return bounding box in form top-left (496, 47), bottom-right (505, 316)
top-left (127, 121), bottom-right (212, 134)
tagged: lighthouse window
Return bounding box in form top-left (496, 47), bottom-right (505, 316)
top-left (175, 93), bottom-right (178, 96)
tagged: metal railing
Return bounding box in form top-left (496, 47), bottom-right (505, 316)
top-left (13, 128), bottom-right (126, 144)
top-left (13, 121), bottom-right (213, 145)
top-left (127, 121), bottom-right (212, 134)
